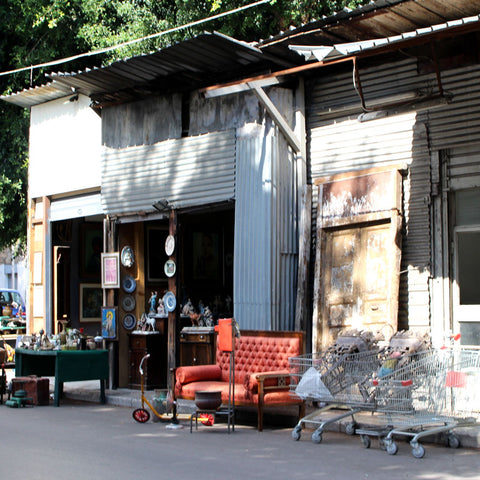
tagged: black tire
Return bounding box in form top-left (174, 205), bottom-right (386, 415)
top-left (133, 408), bottom-right (150, 423)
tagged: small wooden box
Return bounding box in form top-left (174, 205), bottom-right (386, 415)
top-left (12, 376), bottom-right (50, 405)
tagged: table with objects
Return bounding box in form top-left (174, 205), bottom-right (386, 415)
top-left (15, 348), bottom-right (109, 406)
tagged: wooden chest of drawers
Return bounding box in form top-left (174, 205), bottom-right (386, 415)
top-left (179, 328), bottom-right (216, 366)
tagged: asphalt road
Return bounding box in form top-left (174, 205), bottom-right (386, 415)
top-left (1, 400), bottom-right (478, 480)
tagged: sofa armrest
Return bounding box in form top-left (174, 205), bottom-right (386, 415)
top-left (245, 370), bottom-right (291, 395)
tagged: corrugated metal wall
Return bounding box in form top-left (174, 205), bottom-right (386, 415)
top-left (234, 128), bottom-right (298, 331)
top-left (234, 133), bottom-right (274, 331)
top-left (272, 134), bottom-right (298, 331)
top-left (422, 64), bottom-right (480, 151)
top-left (307, 58), bottom-right (433, 332)
top-left (101, 129), bottom-right (236, 214)
top-left (419, 64), bottom-right (480, 191)
top-left (447, 144), bottom-right (480, 190)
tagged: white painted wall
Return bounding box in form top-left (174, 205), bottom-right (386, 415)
top-left (29, 94), bottom-right (101, 198)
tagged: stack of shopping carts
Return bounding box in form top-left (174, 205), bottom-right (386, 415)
top-left (368, 347), bottom-right (480, 458)
top-left (289, 331), bottom-right (480, 458)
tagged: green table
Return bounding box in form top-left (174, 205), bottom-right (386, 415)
top-left (15, 348), bottom-right (109, 406)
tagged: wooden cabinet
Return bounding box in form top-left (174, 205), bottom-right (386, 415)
top-left (128, 332), bottom-right (167, 390)
top-left (180, 328), bottom-right (216, 366)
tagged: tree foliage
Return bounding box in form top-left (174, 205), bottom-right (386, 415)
top-left (0, 0), bottom-right (368, 252)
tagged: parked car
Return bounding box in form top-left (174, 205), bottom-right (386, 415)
top-left (0, 288), bottom-right (26, 319)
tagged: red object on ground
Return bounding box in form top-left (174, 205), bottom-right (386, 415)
top-left (198, 414), bottom-right (215, 426)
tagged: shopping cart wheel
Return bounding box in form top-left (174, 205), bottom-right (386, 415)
top-left (292, 427), bottom-right (302, 441)
top-left (411, 445), bottom-right (425, 459)
top-left (132, 408), bottom-right (150, 423)
top-left (447, 434), bottom-right (460, 449)
top-left (360, 435), bottom-right (371, 449)
top-left (345, 422), bottom-right (356, 435)
top-left (385, 441), bottom-right (398, 455)
top-left (311, 430), bottom-right (323, 444)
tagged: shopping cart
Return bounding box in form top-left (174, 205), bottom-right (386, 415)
top-left (369, 348), bottom-right (480, 458)
top-left (289, 347), bottom-right (390, 443)
top-left (289, 332), bottom-right (431, 444)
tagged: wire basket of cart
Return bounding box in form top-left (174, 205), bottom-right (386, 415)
top-left (369, 348), bottom-right (480, 458)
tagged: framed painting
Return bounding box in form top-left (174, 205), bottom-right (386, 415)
top-left (192, 231), bottom-right (220, 280)
top-left (80, 223), bottom-right (103, 278)
top-left (101, 306), bottom-right (117, 339)
top-left (80, 283), bottom-right (103, 323)
top-left (101, 252), bottom-right (120, 288)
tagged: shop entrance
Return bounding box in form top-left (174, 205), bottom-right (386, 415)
top-left (177, 208), bottom-right (234, 325)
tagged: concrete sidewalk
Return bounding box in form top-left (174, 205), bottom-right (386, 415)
top-left (56, 378), bottom-right (480, 450)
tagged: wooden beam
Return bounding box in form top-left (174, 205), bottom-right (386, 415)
top-left (167, 209), bottom-right (177, 389)
top-left (250, 85), bottom-right (301, 153)
top-left (295, 185), bottom-right (312, 332)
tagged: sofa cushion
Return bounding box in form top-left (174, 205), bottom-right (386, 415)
top-left (177, 381), bottom-right (252, 404)
top-left (178, 380), bottom-right (302, 406)
top-left (175, 365), bottom-right (221, 387)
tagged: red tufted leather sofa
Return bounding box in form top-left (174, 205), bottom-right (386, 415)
top-left (174, 330), bottom-right (305, 431)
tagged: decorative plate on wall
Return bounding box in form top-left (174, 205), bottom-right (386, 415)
top-left (164, 259), bottom-right (176, 277)
top-left (122, 295), bottom-right (136, 312)
top-left (121, 246), bottom-right (135, 268)
top-left (163, 292), bottom-right (176, 312)
top-left (122, 275), bottom-right (136, 293)
top-left (165, 235), bottom-right (175, 256)
top-left (122, 313), bottom-right (136, 331)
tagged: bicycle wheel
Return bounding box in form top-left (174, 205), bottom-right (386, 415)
top-left (133, 408), bottom-right (150, 423)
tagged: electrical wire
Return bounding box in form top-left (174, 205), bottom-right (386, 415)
top-left (0, 0), bottom-right (273, 78)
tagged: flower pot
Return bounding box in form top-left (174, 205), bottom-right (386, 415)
top-left (194, 390), bottom-right (222, 410)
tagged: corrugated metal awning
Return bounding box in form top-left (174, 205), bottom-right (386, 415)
top-left (47, 32), bottom-right (302, 108)
top-left (1, 81), bottom-right (73, 108)
top-left (259, 0), bottom-right (480, 53)
top-left (288, 15), bottom-right (480, 63)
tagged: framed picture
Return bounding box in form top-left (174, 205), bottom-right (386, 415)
top-left (147, 226), bottom-right (169, 282)
top-left (80, 223), bottom-right (103, 278)
top-left (101, 252), bottom-right (120, 288)
top-left (101, 306), bottom-right (117, 339)
top-left (80, 283), bottom-right (103, 322)
top-left (192, 231), bottom-right (220, 280)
